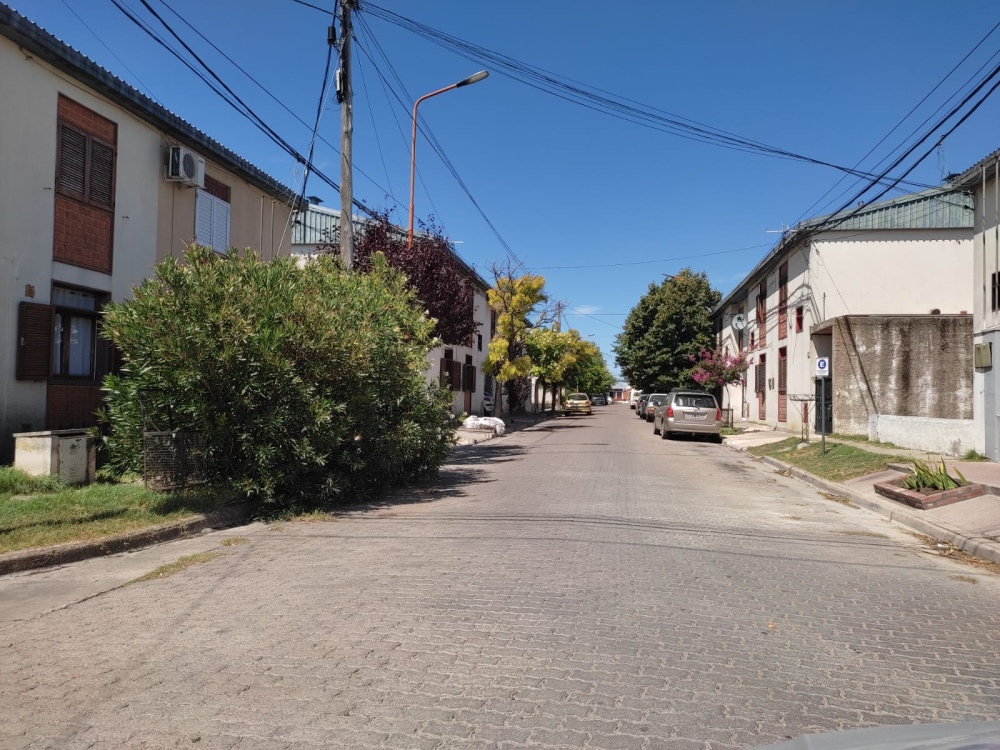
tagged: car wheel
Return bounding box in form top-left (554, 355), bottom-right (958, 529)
top-left (653, 423), bottom-right (660, 435)
top-left (710, 434), bottom-right (723, 444)
top-left (661, 428), bottom-right (670, 440)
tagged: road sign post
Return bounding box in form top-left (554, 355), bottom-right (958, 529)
top-left (816, 358), bottom-right (830, 455)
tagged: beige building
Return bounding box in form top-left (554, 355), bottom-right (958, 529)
top-left (712, 186), bottom-right (975, 454)
top-left (0, 6), bottom-right (297, 459)
top-left (291, 204), bottom-right (494, 417)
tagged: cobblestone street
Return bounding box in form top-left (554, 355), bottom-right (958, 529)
top-left (3, 407), bottom-right (1000, 749)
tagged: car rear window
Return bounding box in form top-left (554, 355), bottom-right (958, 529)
top-left (674, 394), bottom-right (716, 409)
top-left (568, 393), bottom-right (588, 400)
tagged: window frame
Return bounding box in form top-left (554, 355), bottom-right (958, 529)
top-left (195, 189), bottom-right (232, 254)
top-left (50, 285), bottom-right (107, 382)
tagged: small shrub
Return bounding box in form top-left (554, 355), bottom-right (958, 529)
top-left (961, 449), bottom-right (989, 462)
top-left (902, 459), bottom-right (967, 492)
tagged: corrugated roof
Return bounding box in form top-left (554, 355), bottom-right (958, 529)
top-left (0, 4), bottom-right (299, 205)
top-left (952, 147), bottom-right (1000, 190)
top-left (712, 185), bottom-right (973, 316)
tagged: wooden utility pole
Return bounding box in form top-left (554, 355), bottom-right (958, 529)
top-left (338, 0), bottom-right (355, 268)
top-left (553, 301), bottom-right (565, 332)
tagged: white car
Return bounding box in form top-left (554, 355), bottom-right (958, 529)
top-left (629, 391), bottom-right (643, 410)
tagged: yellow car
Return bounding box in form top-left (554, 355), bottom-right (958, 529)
top-left (563, 393), bottom-right (592, 415)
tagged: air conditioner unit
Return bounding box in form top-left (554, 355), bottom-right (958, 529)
top-left (164, 146), bottom-right (205, 188)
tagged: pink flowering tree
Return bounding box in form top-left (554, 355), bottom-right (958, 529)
top-left (689, 347), bottom-right (749, 388)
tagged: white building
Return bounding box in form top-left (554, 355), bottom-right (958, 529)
top-left (0, 6), bottom-right (297, 460)
top-left (291, 204), bottom-right (493, 417)
top-left (712, 186), bottom-right (975, 453)
top-left (953, 150), bottom-right (1000, 460)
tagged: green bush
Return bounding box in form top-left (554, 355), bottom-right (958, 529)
top-left (901, 459), bottom-right (967, 492)
top-left (0, 466), bottom-right (64, 496)
top-left (98, 246), bottom-right (455, 512)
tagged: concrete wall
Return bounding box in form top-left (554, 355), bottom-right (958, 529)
top-left (157, 159), bottom-right (293, 262)
top-left (424, 286), bottom-right (491, 416)
top-left (870, 415), bottom-right (975, 457)
top-left (832, 315), bottom-right (972, 439)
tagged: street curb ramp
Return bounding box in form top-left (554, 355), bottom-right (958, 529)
top-left (727, 441), bottom-right (1000, 568)
top-left (0, 503), bottom-right (251, 577)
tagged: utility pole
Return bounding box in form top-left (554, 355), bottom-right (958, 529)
top-left (338, 0), bottom-right (355, 268)
top-left (553, 301), bottom-right (565, 332)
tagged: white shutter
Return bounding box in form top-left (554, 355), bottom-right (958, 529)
top-left (213, 198), bottom-right (231, 254)
top-left (195, 191), bottom-right (231, 253)
top-left (195, 190), bottom-right (214, 248)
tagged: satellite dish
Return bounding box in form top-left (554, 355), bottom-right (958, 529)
top-left (732, 313), bottom-right (748, 331)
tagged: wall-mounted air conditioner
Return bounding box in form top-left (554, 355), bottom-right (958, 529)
top-left (164, 146), bottom-right (205, 188)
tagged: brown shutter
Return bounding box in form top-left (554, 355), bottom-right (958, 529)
top-left (89, 140), bottom-right (115, 208)
top-left (58, 125), bottom-right (87, 198)
top-left (463, 365), bottom-right (477, 393)
top-left (17, 302), bottom-right (53, 381)
top-left (778, 356), bottom-right (787, 390)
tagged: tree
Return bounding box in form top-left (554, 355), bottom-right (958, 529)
top-left (614, 268), bottom-right (721, 393)
top-left (99, 245), bottom-right (455, 512)
top-left (690, 347), bottom-right (749, 388)
top-left (484, 260), bottom-right (548, 416)
top-left (526, 327), bottom-right (577, 413)
top-left (325, 211), bottom-right (478, 346)
top-left (566, 338), bottom-right (615, 397)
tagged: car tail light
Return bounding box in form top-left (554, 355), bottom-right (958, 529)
top-left (666, 405), bottom-right (674, 418)
top-left (716, 407), bottom-right (722, 421)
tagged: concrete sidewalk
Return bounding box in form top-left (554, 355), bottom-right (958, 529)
top-left (454, 412), bottom-right (555, 446)
top-left (724, 427), bottom-right (1000, 566)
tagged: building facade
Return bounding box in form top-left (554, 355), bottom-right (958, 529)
top-left (0, 6), bottom-right (297, 459)
top-left (712, 187), bottom-right (974, 452)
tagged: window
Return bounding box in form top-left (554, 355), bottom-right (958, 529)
top-left (477, 334), bottom-right (483, 352)
top-left (795, 306), bottom-right (804, 333)
top-left (993, 272), bottom-right (1000, 312)
top-left (196, 190), bottom-right (231, 253)
top-left (750, 331), bottom-right (756, 350)
top-left (778, 262), bottom-right (788, 340)
top-left (52, 287), bottom-right (102, 378)
top-left (756, 279), bottom-right (767, 347)
top-left (777, 347), bottom-right (787, 422)
top-left (56, 123), bottom-right (115, 211)
top-left (17, 287), bottom-right (109, 381)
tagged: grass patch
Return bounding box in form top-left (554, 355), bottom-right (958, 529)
top-left (961, 449), bottom-right (990, 462)
top-left (748, 438), bottom-right (911, 482)
top-left (130, 551), bottom-right (224, 584)
top-left (0, 477), bottom-right (233, 555)
top-left (829, 432), bottom-right (900, 449)
top-left (950, 574), bottom-right (979, 584)
top-left (720, 426), bottom-right (742, 436)
top-left (219, 536), bottom-right (249, 546)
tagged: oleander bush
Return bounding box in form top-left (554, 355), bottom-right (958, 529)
top-left (98, 245), bottom-right (454, 512)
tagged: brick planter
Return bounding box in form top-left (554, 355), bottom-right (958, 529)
top-left (873, 477), bottom-right (984, 510)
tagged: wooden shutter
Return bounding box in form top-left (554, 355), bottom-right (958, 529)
top-left (17, 302), bottom-right (53, 381)
top-left (58, 125), bottom-right (87, 198)
top-left (195, 190), bottom-right (214, 248)
top-left (755, 362), bottom-right (766, 393)
top-left (778, 355), bottom-right (787, 391)
top-left (89, 140), bottom-right (114, 209)
top-left (463, 364), bottom-right (477, 393)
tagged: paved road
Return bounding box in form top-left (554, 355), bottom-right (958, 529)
top-left (3, 407), bottom-right (1000, 749)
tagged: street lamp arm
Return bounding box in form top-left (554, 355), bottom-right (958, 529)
top-left (408, 71), bottom-right (490, 246)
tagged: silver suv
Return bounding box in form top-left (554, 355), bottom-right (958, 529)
top-left (653, 391), bottom-right (722, 442)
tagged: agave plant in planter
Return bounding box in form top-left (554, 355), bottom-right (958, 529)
top-left (902, 459), bottom-right (968, 492)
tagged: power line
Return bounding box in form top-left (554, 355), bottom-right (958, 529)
top-left (356, 2), bottom-right (935, 191)
top-left (528, 243), bottom-right (773, 271)
top-left (794, 20), bottom-right (1000, 225)
top-left (352, 15), bottom-right (523, 264)
top-left (106, 0), bottom-right (379, 218)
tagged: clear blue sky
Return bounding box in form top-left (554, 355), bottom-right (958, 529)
top-left (14, 0), bottom-right (1000, 379)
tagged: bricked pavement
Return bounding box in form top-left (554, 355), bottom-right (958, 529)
top-left (3, 407), bottom-right (1000, 749)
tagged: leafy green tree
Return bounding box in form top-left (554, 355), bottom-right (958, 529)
top-left (484, 262), bottom-right (548, 415)
top-left (614, 269), bottom-right (721, 393)
top-left (566, 338), bottom-right (615, 396)
top-left (526, 328), bottom-right (577, 413)
top-left (99, 245), bottom-right (454, 512)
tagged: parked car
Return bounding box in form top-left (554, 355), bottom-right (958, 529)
top-left (591, 394), bottom-right (607, 406)
top-left (563, 393), bottom-right (592, 415)
top-left (641, 393), bottom-right (669, 422)
top-left (481, 394), bottom-right (494, 416)
top-left (653, 390), bottom-right (723, 442)
top-left (629, 391), bottom-right (643, 410)
top-left (635, 394), bottom-right (649, 418)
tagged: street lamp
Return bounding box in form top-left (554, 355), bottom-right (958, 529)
top-left (408, 70), bottom-right (489, 246)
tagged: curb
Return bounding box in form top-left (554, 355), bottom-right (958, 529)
top-left (726, 440), bottom-right (1000, 567)
top-left (0, 503), bottom-right (252, 577)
